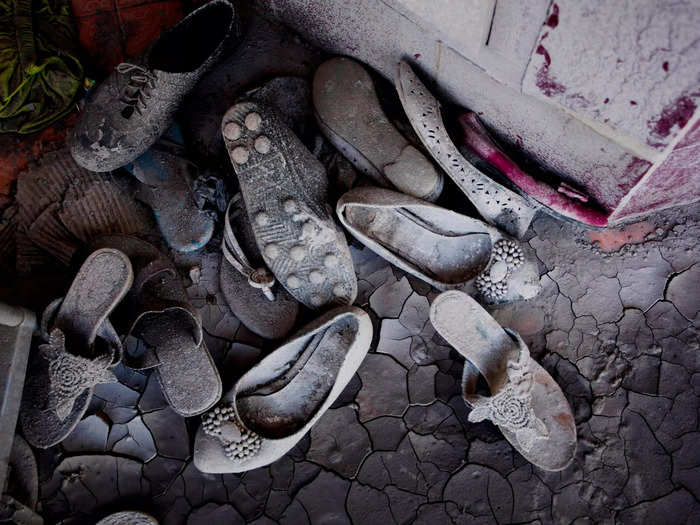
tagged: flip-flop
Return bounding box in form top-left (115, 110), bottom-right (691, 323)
top-left (194, 306), bottom-right (372, 473)
top-left (96, 511), bottom-right (159, 525)
top-left (313, 57), bottom-right (443, 201)
top-left (125, 127), bottom-right (215, 252)
top-left (458, 112), bottom-right (610, 229)
top-left (20, 248), bottom-right (132, 448)
top-left (337, 187), bottom-right (540, 303)
top-left (0, 303), bottom-right (35, 484)
top-left (89, 235), bottom-right (221, 417)
top-left (220, 195), bottom-right (299, 339)
top-left (430, 291), bottom-right (577, 471)
top-left (221, 101), bottom-right (357, 310)
top-left (395, 60), bottom-right (538, 239)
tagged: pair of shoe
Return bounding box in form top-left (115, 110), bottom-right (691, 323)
top-left (20, 237), bottom-right (221, 449)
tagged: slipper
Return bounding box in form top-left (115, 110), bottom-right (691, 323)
top-left (430, 291), bottom-right (577, 471)
top-left (221, 101), bottom-right (357, 310)
top-left (125, 127), bottom-right (215, 252)
top-left (313, 57), bottom-right (443, 201)
top-left (3, 435), bottom-right (39, 512)
top-left (458, 112), bottom-right (610, 229)
top-left (395, 60), bottom-right (537, 239)
top-left (89, 235), bottom-right (221, 417)
top-left (0, 303), bottom-right (35, 483)
top-left (194, 306), bottom-right (372, 473)
top-left (220, 195), bottom-right (299, 339)
top-left (337, 187), bottom-right (540, 303)
top-left (20, 249), bottom-right (132, 448)
top-left (96, 511), bottom-right (159, 525)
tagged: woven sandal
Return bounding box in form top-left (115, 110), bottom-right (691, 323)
top-left (194, 306), bottom-right (372, 473)
top-left (20, 248), bottom-right (132, 448)
top-left (430, 291), bottom-right (577, 471)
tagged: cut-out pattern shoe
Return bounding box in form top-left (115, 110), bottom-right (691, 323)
top-left (337, 187), bottom-right (540, 303)
top-left (194, 306), bottom-right (372, 473)
top-left (70, 0), bottom-right (237, 172)
top-left (430, 290), bottom-right (577, 471)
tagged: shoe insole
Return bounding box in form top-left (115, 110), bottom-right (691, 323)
top-left (237, 316), bottom-right (359, 439)
top-left (346, 205), bottom-right (491, 285)
top-left (55, 249), bottom-right (132, 354)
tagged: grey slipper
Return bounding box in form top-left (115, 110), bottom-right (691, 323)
top-left (194, 306), bottom-right (372, 473)
top-left (89, 235), bottom-right (221, 417)
top-left (221, 101), bottom-right (357, 310)
top-left (20, 248), bottom-right (132, 448)
top-left (313, 57), bottom-right (443, 201)
top-left (127, 144), bottom-right (214, 253)
top-left (220, 195), bottom-right (299, 339)
top-left (70, 0), bottom-right (237, 172)
top-left (395, 60), bottom-right (538, 239)
top-left (430, 291), bottom-right (577, 471)
top-left (337, 187), bottom-right (540, 303)
top-left (96, 511), bottom-right (159, 525)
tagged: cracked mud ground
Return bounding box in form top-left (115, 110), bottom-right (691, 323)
top-left (32, 199), bottom-right (700, 525)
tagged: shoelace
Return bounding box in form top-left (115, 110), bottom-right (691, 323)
top-left (222, 195), bottom-right (276, 301)
top-left (116, 63), bottom-right (157, 117)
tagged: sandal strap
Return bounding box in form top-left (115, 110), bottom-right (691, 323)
top-left (222, 196), bottom-right (276, 301)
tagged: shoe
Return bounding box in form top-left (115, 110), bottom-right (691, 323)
top-left (220, 195), bottom-right (299, 339)
top-left (430, 291), bottom-right (577, 471)
top-left (70, 0), bottom-right (237, 172)
top-left (313, 57), bottom-right (443, 201)
top-left (20, 249), bottom-right (132, 448)
top-left (194, 306), bottom-right (372, 473)
top-left (337, 187), bottom-right (540, 303)
top-left (395, 60), bottom-right (537, 239)
top-left (221, 101), bottom-right (357, 310)
top-left (89, 235), bottom-right (222, 417)
top-left (458, 112), bottom-right (610, 229)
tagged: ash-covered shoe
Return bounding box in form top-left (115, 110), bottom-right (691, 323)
top-left (313, 57), bottom-right (443, 201)
top-left (430, 291), bottom-right (577, 471)
top-left (89, 235), bottom-right (221, 417)
top-left (194, 306), bottom-right (372, 473)
top-left (220, 195), bottom-right (299, 340)
top-left (70, 0), bottom-right (236, 172)
top-left (458, 112), bottom-right (610, 229)
top-left (20, 249), bottom-right (132, 448)
top-left (126, 127), bottom-right (215, 252)
top-left (221, 101), bottom-right (357, 310)
top-left (96, 511), bottom-right (159, 525)
top-left (337, 187), bottom-right (540, 303)
top-left (396, 60), bottom-right (537, 239)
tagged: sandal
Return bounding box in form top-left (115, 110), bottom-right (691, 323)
top-left (221, 101), bottom-right (357, 310)
top-left (458, 112), bottom-right (610, 229)
top-left (395, 60), bottom-right (537, 239)
top-left (313, 57), bottom-right (443, 201)
top-left (20, 248), bottom-right (132, 448)
top-left (194, 306), bottom-right (372, 473)
top-left (430, 291), bottom-right (577, 471)
top-left (89, 235), bottom-right (222, 417)
top-left (337, 187), bottom-right (540, 303)
top-left (220, 195), bottom-right (299, 339)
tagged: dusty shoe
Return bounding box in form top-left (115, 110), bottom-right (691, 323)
top-left (126, 128), bottom-right (215, 252)
top-left (96, 511), bottom-right (159, 525)
top-left (337, 187), bottom-right (540, 303)
top-left (396, 60), bottom-right (537, 239)
top-left (220, 195), bottom-right (299, 339)
top-left (430, 291), bottom-right (577, 471)
top-left (194, 306), bottom-right (372, 473)
top-left (458, 112), bottom-right (610, 229)
top-left (313, 57), bottom-right (443, 201)
top-left (89, 235), bottom-right (221, 417)
top-left (70, 0), bottom-right (236, 172)
top-left (221, 101), bottom-right (357, 310)
top-left (20, 249), bottom-right (132, 448)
